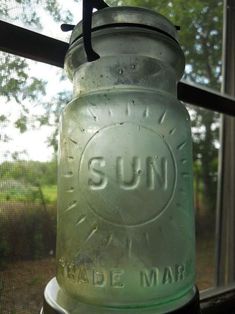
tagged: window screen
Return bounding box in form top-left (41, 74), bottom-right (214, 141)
top-left (0, 51), bottom-right (70, 313)
top-left (0, 0), bottom-right (224, 312)
top-left (0, 0), bottom-right (82, 42)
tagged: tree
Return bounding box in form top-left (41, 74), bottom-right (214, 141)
top-left (0, 0), bottom-right (222, 212)
top-left (0, 0), bottom-right (75, 151)
top-left (107, 0), bottom-right (223, 212)
top-left (0, 159), bottom-right (57, 186)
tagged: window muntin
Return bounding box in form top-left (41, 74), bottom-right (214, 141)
top-left (0, 0), bottom-right (233, 312)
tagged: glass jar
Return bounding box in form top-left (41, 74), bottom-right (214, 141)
top-left (56, 6), bottom-right (196, 313)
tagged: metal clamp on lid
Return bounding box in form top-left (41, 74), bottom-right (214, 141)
top-left (61, 0), bottom-right (109, 62)
top-left (61, 0), bottom-right (181, 63)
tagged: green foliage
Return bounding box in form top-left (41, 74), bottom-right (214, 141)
top-left (41, 185), bottom-right (57, 203)
top-left (42, 91), bottom-right (72, 152)
top-left (106, 0), bottom-right (223, 86)
top-left (14, 115), bottom-right (27, 133)
top-left (0, 160), bottom-right (57, 208)
top-left (0, 0), bottom-right (74, 150)
top-left (107, 0), bottom-right (222, 212)
top-left (108, 0), bottom-right (223, 87)
top-left (45, 0), bottom-right (74, 23)
top-left (0, 160), bottom-right (57, 186)
top-left (0, 160), bottom-right (58, 264)
top-left (0, 54), bottom-right (29, 102)
top-left (0, 115), bottom-right (7, 122)
top-left (0, 0), bottom-right (74, 28)
top-left (0, 0), bottom-right (223, 213)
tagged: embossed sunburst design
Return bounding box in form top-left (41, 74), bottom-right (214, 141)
top-left (61, 98), bottom-right (191, 256)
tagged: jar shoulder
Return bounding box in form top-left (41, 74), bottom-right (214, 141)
top-left (62, 90), bottom-right (190, 130)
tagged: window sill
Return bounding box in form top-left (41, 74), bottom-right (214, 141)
top-left (200, 284), bottom-right (235, 313)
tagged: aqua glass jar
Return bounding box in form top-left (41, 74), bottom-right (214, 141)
top-left (43, 5), bottom-right (199, 314)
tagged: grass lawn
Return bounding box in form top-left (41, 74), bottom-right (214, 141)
top-left (41, 185), bottom-right (57, 204)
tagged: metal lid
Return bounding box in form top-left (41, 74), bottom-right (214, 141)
top-left (69, 6), bottom-right (179, 45)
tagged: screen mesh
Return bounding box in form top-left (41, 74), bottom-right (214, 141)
top-left (0, 0), bottom-right (82, 42)
top-left (0, 50), bottom-right (70, 312)
top-left (0, 0), bottom-right (224, 311)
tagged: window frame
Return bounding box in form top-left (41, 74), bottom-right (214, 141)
top-left (0, 20), bottom-right (235, 116)
top-left (1, 1), bottom-right (235, 311)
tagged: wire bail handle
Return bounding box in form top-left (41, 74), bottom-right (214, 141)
top-left (61, 0), bottom-right (108, 62)
top-left (61, 1), bottom-right (180, 63)
top-left (82, 0), bottom-right (108, 61)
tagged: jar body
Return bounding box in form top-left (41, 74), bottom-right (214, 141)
top-left (56, 58), bottom-right (195, 309)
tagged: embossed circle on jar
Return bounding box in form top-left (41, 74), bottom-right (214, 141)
top-left (79, 123), bottom-right (176, 227)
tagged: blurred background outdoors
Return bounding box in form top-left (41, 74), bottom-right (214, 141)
top-left (0, 0), bottom-right (223, 313)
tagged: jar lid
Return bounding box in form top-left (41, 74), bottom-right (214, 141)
top-left (69, 6), bottom-right (179, 46)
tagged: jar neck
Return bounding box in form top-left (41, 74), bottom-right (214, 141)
top-left (73, 56), bottom-right (177, 96)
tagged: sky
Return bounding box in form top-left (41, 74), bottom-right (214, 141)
top-left (0, 0), bottom-right (82, 162)
top-left (0, 54), bottom-right (70, 162)
top-left (0, 0), bottom-right (220, 163)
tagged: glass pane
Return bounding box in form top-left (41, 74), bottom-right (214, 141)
top-left (106, 0), bottom-right (223, 92)
top-left (0, 0), bottom-right (82, 42)
top-left (0, 51), bottom-right (70, 312)
top-left (0, 68), bottom-right (220, 314)
top-left (187, 105), bottom-right (219, 290)
top-left (106, 0), bottom-right (223, 291)
top-left (0, 2), bottom-right (223, 311)
top-left (0, 0), bottom-right (223, 87)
